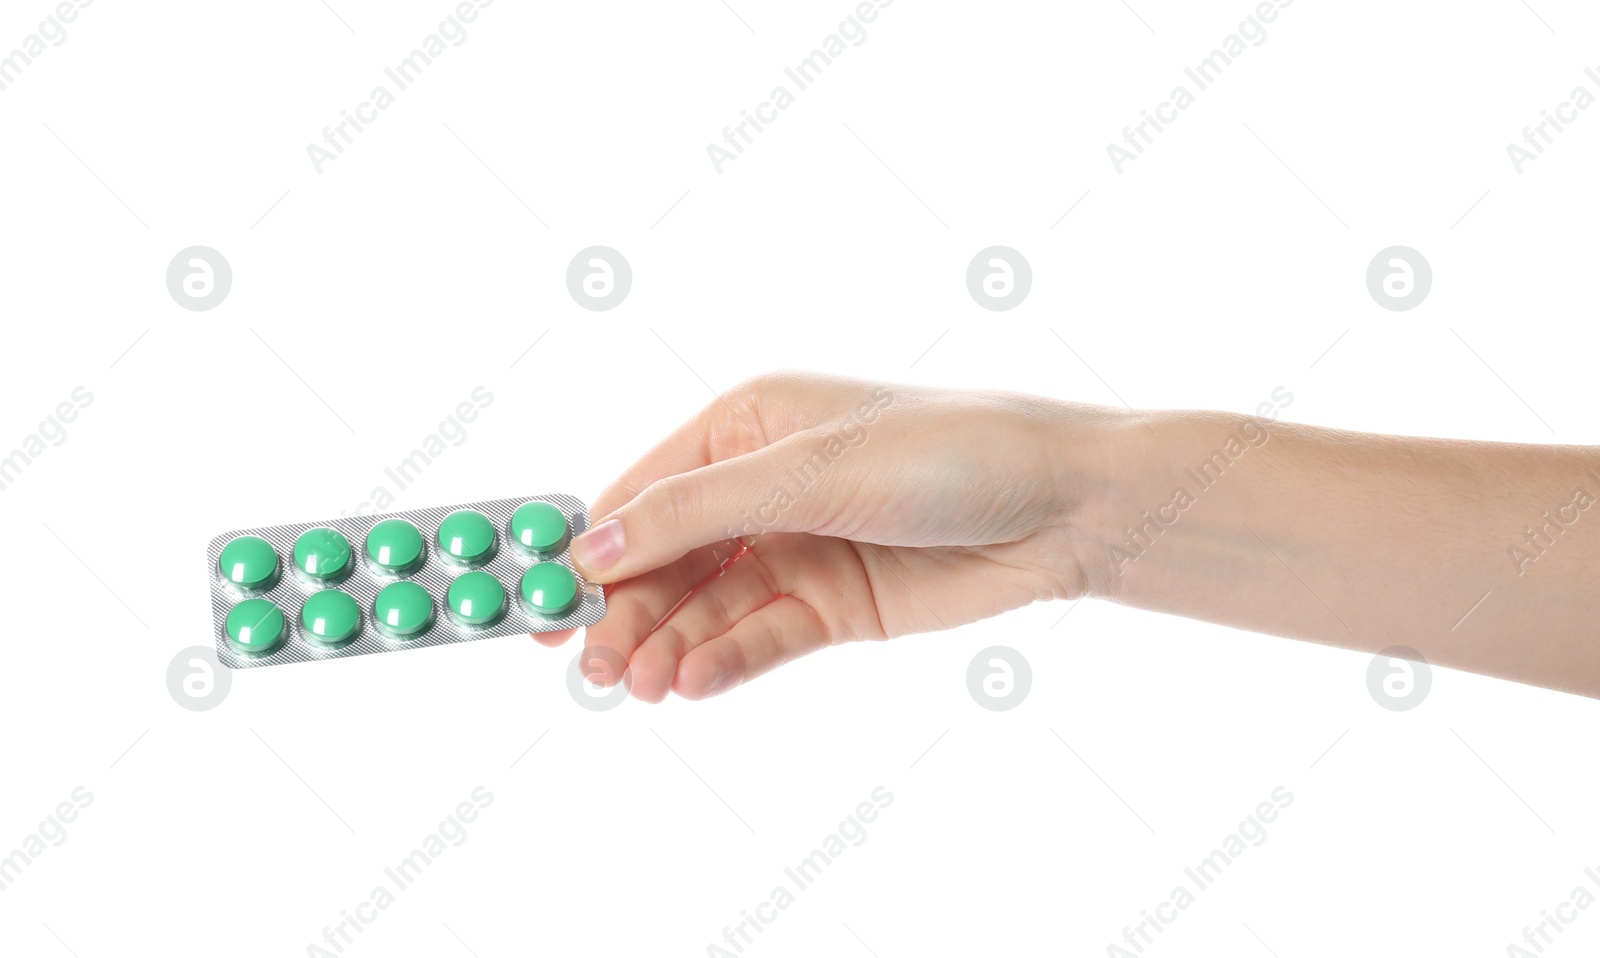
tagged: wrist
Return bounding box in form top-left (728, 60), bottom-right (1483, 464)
top-left (1032, 401), bottom-right (1167, 603)
top-left (1057, 405), bottom-right (1288, 605)
top-left (1063, 407), bottom-right (1164, 603)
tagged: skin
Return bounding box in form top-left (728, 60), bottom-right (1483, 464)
top-left (534, 371), bottom-right (1600, 701)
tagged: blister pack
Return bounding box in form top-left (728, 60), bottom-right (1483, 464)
top-left (205, 494), bottom-right (605, 669)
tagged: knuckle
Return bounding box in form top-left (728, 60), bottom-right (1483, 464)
top-left (719, 375), bottom-right (766, 413)
top-left (724, 369), bottom-right (808, 412)
top-left (592, 477), bottom-right (648, 520)
top-left (646, 473), bottom-right (702, 529)
top-left (729, 371), bottom-right (778, 397)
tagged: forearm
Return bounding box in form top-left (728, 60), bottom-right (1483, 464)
top-left (1072, 408), bottom-right (1600, 697)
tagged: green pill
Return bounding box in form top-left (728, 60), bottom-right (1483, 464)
top-left (293, 527), bottom-right (351, 581)
top-left (218, 535), bottom-right (279, 591)
top-left (301, 589), bottom-right (362, 646)
top-left (437, 509), bottom-right (496, 565)
top-left (373, 581), bottom-right (434, 638)
top-left (366, 519), bottom-right (425, 574)
top-left (225, 598), bottom-right (286, 654)
top-left (521, 562), bottom-right (578, 617)
top-left (509, 501), bottom-right (569, 556)
top-left (447, 571), bottom-right (506, 626)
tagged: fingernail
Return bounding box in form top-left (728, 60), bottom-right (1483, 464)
top-left (571, 519), bottom-right (624, 574)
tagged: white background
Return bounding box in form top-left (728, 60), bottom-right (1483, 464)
top-left (2, 1), bottom-right (1599, 955)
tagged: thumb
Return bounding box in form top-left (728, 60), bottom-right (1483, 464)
top-left (569, 433), bottom-right (835, 583)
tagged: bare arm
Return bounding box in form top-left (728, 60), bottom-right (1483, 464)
top-left (1079, 410), bottom-right (1600, 696)
top-left (537, 372), bottom-right (1600, 701)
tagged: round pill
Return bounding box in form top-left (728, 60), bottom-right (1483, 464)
top-left (366, 519), bottom-right (425, 574)
top-left (373, 581), bottom-right (434, 638)
top-left (447, 571), bottom-right (506, 626)
top-left (509, 501), bottom-right (569, 556)
top-left (437, 509), bottom-right (496, 564)
top-left (301, 589), bottom-right (362, 646)
top-left (225, 598), bottom-right (286, 654)
top-left (218, 535), bottom-right (279, 590)
top-left (521, 562), bottom-right (579, 617)
top-left (293, 527), bottom-right (351, 581)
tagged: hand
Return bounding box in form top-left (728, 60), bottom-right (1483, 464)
top-left (535, 371), bottom-right (1124, 702)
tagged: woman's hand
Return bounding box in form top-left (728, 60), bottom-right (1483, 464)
top-left (537, 371), bottom-right (1126, 702)
top-left (539, 370), bottom-right (1600, 701)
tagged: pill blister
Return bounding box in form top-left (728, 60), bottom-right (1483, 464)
top-left (205, 494), bottom-right (605, 669)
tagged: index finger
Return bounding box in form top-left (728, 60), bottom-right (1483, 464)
top-left (588, 386), bottom-right (765, 521)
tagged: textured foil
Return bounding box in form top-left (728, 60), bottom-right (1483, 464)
top-left (206, 494), bottom-right (604, 669)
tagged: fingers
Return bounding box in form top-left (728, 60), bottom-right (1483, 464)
top-left (586, 370), bottom-right (875, 523)
top-left (580, 545), bottom-right (728, 682)
top-left (623, 547), bottom-right (783, 703)
top-left (587, 383), bottom-right (766, 522)
top-left (589, 420), bottom-right (712, 524)
top-left (530, 627), bottom-right (578, 648)
top-left (570, 431), bottom-right (831, 583)
top-left (672, 596), bottom-right (831, 700)
top-left (528, 545), bottom-right (724, 659)
top-left (540, 536), bottom-right (847, 702)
